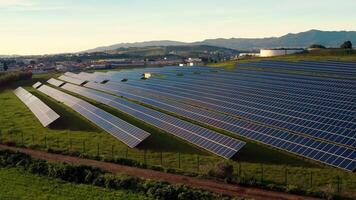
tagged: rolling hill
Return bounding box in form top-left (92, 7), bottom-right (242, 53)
top-left (84, 30), bottom-right (356, 52)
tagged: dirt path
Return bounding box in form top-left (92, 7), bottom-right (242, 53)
top-left (0, 144), bottom-right (319, 200)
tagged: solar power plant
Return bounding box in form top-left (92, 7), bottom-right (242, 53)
top-left (13, 87), bottom-right (60, 127)
top-left (238, 60), bottom-right (356, 77)
top-left (58, 74), bottom-right (87, 85)
top-left (36, 84), bottom-right (150, 148)
top-left (56, 82), bottom-right (246, 159)
top-left (32, 82), bottom-right (42, 89)
top-left (83, 81), bottom-right (356, 170)
top-left (47, 78), bottom-right (65, 87)
top-left (68, 64), bottom-right (356, 171)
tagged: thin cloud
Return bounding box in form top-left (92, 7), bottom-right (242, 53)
top-left (0, 0), bottom-right (34, 7)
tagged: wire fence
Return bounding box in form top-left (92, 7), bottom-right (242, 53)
top-left (0, 131), bottom-right (355, 199)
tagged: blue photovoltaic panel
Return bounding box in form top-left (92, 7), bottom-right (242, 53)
top-left (60, 82), bottom-right (246, 159)
top-left (14, 87), bottom-right (60, 127)
top-left (69, 64), bottom-right (356, 171)
top-left (36, 84), bottom-right (150, 148)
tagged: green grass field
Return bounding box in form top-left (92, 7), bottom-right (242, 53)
top-left (208, 49), bottom-right (356, 70)
top-left (0, 69), bottom-right (355, 198)
top-left (0, 168), bottom-right (151, 200)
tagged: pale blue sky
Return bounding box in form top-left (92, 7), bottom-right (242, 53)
top-left (1, 0), bottom-right (356, 55)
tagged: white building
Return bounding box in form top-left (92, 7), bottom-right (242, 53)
top-left (260, 48), bottom-right (304, 57)
top-left (143, 72), bottom-right (151, 79)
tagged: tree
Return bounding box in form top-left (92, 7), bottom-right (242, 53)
top-left (3, 62), bottom-right (8, 71)
top-left (309, 44), bottom-right (326, 49)
top-left (340, 41), bottom-right (352, 49)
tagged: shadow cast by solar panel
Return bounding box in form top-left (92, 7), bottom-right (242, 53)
top-left (135, 132), bottom-right (208, 155)
top-left (31, 90), bottom-right (101, 132)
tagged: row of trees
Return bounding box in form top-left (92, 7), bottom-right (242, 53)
top-left (309, 41), bottom-right (353, 49)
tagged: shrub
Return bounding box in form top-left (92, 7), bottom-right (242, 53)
top-left (0, 150), bottom-right (230, 200)
top-left (0, 71), bottom-right (32, 86)
top-left (208, 161), bottom-right (234, 181)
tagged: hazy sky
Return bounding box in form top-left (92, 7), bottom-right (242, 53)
top-left (1, 0), bottom-right (356, 55)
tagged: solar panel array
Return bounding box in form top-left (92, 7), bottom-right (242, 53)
top-left (67, 63), bottom-right (356, 171)
top-left (57, 82), bottom-right (245, 159)
top-left (14, 87), bottom-right (60, 127)
top-left (36, 84), bottom-right (150, 148)
top-left (47, 78), bottom-right (65, 87)
top-left (238, 60), bottom-right (356, 77)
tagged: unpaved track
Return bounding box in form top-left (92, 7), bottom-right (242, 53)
top-left (0, 145), bottom-right (319, 200)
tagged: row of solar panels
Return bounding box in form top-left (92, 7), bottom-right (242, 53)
top-left (36, 82), bottom-right (150, 148)
top-left (238, 60), bottom-right (356, 77)
top-left (13, 86), bottom-right (60, 127)
top-left (60, 67), bottom-right (356, 171)
top-left (47, 80), bottom-right (245, 159)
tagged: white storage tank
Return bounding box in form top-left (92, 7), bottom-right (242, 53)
top-left (260, 48), bottom-right (304, 57)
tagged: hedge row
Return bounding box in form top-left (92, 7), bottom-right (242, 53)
top-left (0, 150), bottom-right (241, 200)
top-left (0, 71), bottom-right (32, 87)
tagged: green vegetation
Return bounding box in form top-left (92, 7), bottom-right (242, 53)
top-left (340, 41), bottom-right (352, 49)
top-left (0, 71), bottom-right (32, 87)
top-left (208, 49), bottom-right (356, 70)
top-left (309, 44), bottom-right (326, 49)
top-left (0, 168), bottom-right (150, 200)
top-left (0, 150), bottom-right (236, 200)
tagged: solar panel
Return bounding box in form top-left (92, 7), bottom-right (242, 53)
top-left (59, 82), bottom-right (246, 159)
top-left (84, 81), bottom-right (356, 171)
top-left (239, 60), bottom-right (356, 77)
top-left (47, 78), bottom-right (65, 87)
top-left (58, 75), bottom-right (87, 85)
top-left (36, 84), bottom-right (150, 148)
top-left (32, 82), bottom-right (42, 89)
top-left (73, 68), bottom-right (356, 171)
top-left (14, 87), bottom-right (60, 127)
top-left (76, 68), bottom-right (355, 171)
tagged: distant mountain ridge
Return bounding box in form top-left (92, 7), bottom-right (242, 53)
top-left (84, 30), bottom-right (356, 52)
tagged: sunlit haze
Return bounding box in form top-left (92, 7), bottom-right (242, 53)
top-left (1, 0), bottom-right (356, 55)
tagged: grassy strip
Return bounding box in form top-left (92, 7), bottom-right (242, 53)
top-left (0, 167), bottom-right (150, 200)
top-left (0, 149), bottom-right (238, 200)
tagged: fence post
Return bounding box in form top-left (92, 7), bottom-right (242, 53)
top-left (197, 155), bottom-right (200, 172)
top-left (261, 163), bottom-right (264, 183)
top-left (285, 168), bottom-right (288, 186)
top-left (97, 143), bottom-right (100, 156)
top-left (144, 150), bottom-right (147, 164)
top-left (111, 145), bottom-right (114, 158)
top-left (21, 132), bottom-right (24, 145)
top-left (337, 176), bottom-right (341, 193)
top-left (239, 162), bottom-right (242, 180)
top-left (160, 151), bottom-right (163, 166)
top-left (178, 152), bottom-right (181, 169)
top-left (82, 140), bottom-right (85, 153)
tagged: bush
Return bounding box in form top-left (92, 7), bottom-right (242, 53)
top-left (0, 150), bottom-right (229, 200)
top-left (340, 41), bottom-right (352, 49)
top-left (0, 71), bottom-right (32, 87)
top-left (208, 162), bottom-right (234, 181)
